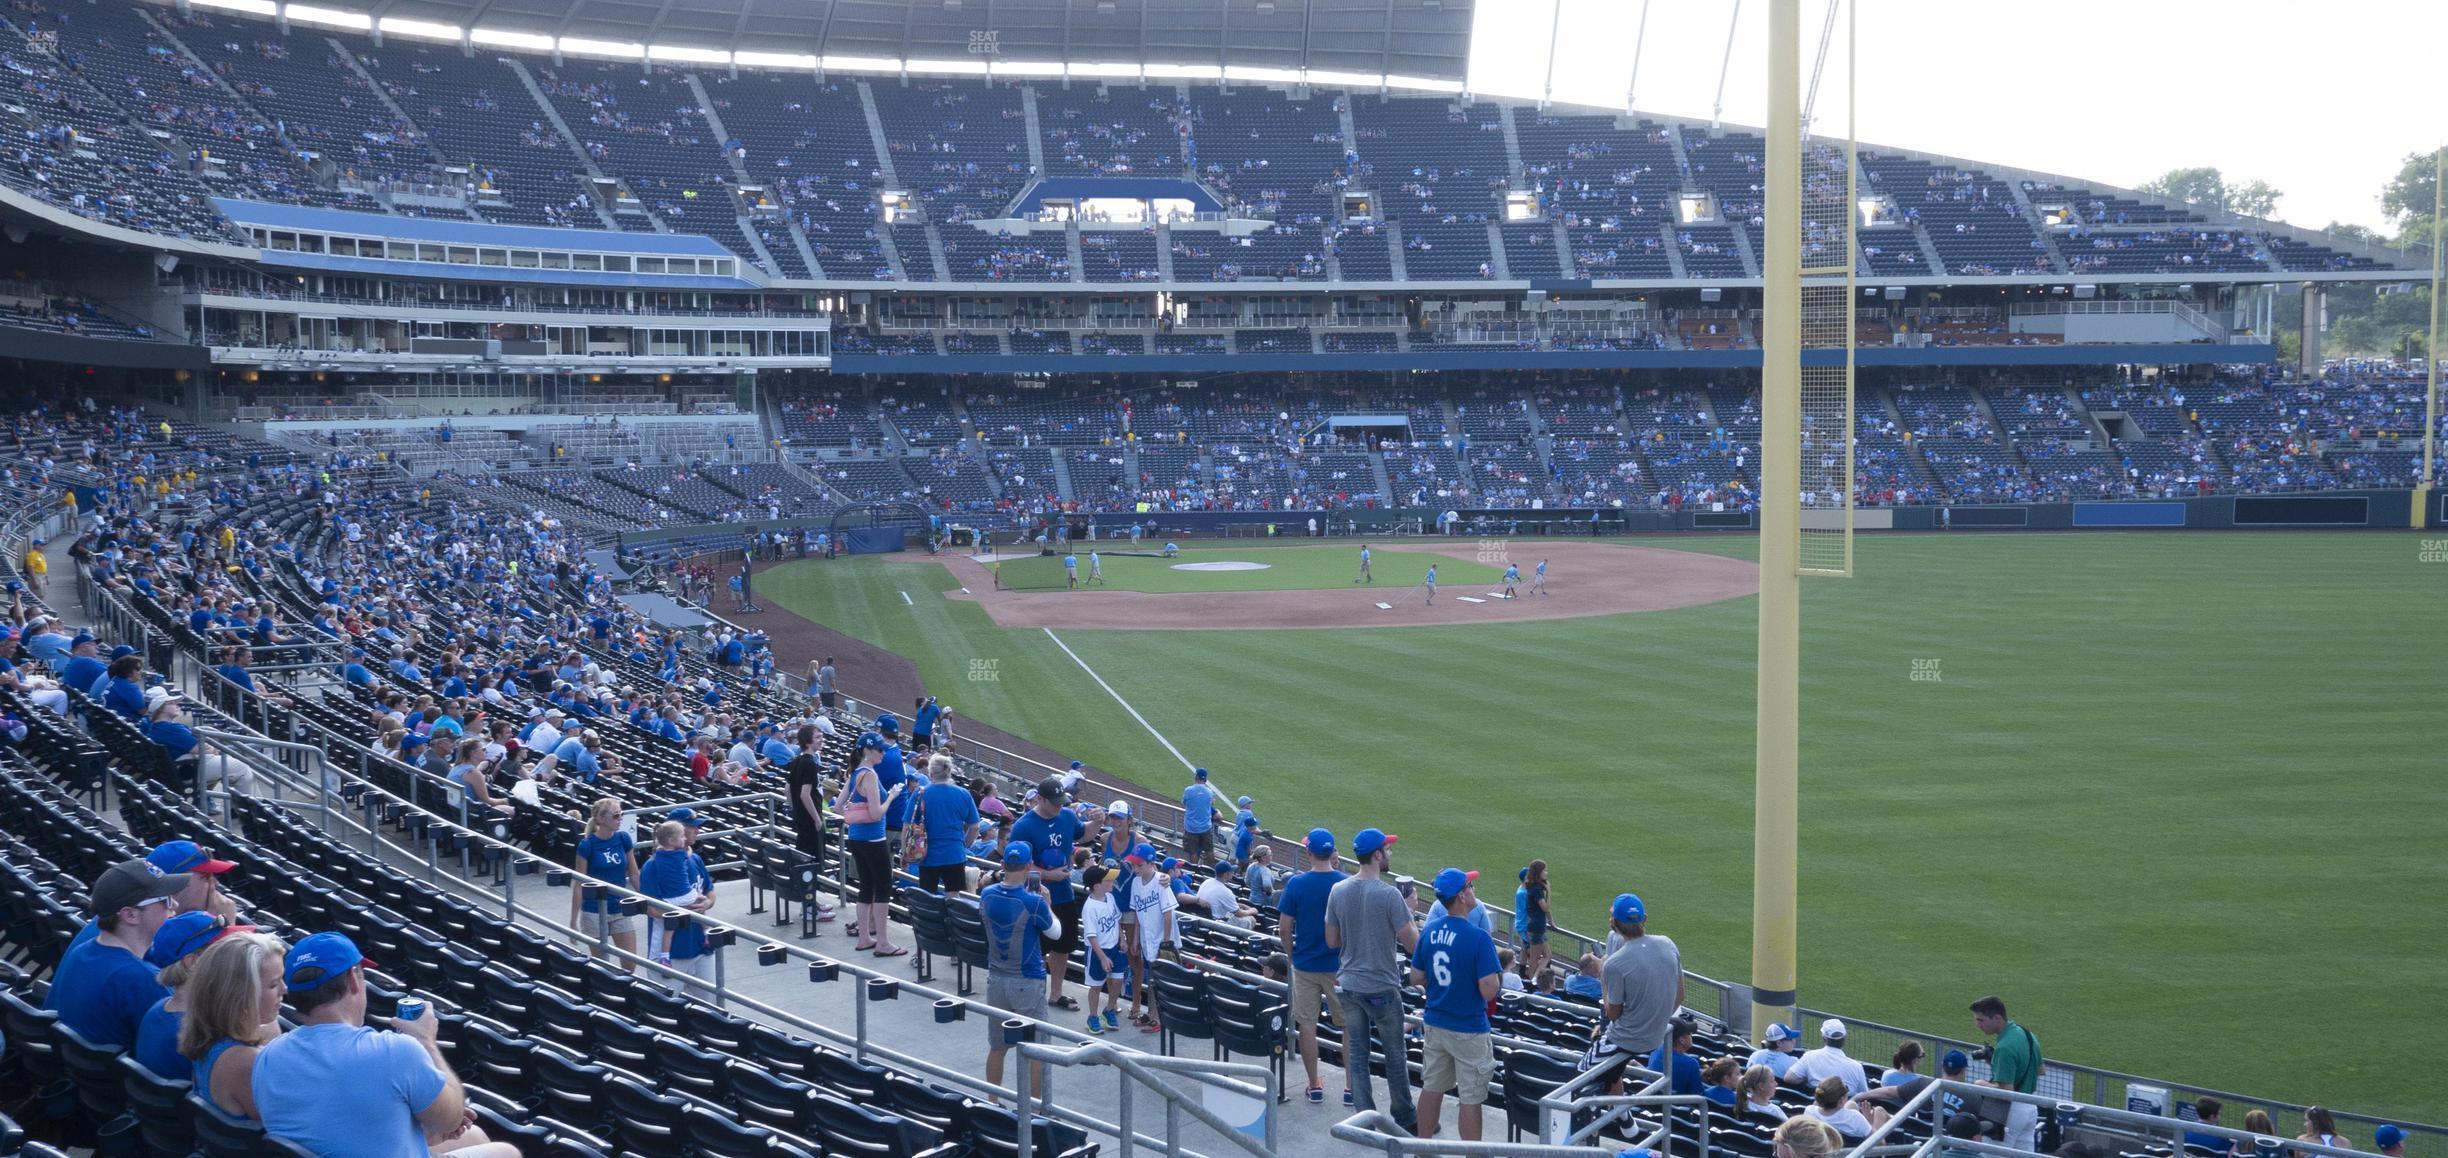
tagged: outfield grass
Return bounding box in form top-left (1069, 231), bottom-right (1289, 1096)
top-left (991, 543), bottom-right (1506, 593)
top-left (757, 532), bottom-right (2447, 1122)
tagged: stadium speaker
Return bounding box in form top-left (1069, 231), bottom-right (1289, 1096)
top-left (1700, 287), bottom-right (1723, 302)
top-left (155, 253), bottom-right (179, 273)
top-left (2073, 284), bottom-right (2097, 299)
top-left (1884, 286), bottom-right (1906, 300)
top-left (1526, 289), bottom-right (1548, 304)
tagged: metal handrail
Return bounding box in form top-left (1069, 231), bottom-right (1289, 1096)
top-left (1014, 1040), bottom-right (1279, 1158)
top-left (1330, 1109), bottom-right (1613, 1157)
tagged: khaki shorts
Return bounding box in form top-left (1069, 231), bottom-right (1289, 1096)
top-left (579, 908), bottom-right (638, 938)
top-left (1290, 969), bottom-right (1342, 1030)
top-left (1422, 1025), bottom-right (1495, 1104)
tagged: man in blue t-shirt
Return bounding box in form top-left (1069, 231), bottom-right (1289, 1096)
top-left (253, 931), bottom-right (507, 1156)
top-left (979, 841), bottom-right (1058, 1091)
top-left (1646, 1017), bottom-right (1703, 1096)
top-left (46, 859), bottom-right (187, 1047)
top-left (913, 697), bottom-right (942, 750)
top-left (1007, 777), bottom-right (1084, 1011)
top-left (1275, 828), bottom-right (1350, 1104)
top-left (1410, 867), bottom-right (1503, 1142)
top-left (1179, 768), bottom-right (1218, 863)
top-left (914, 756), bottom-right (980, 894)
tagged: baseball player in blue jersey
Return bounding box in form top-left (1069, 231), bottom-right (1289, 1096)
top-left (1088, 551), bottom-right (1105, 586)
top-left (1423, 564), bottom-right (1438, 605)
top-left (1533, 558), bottom-right (1548, 596)
top-left (1502, 562), bottom-right (1520, 599)
top-left (1354, 545), bottom-right (1372, 584)
top-left (1063, 552), bottom-right (1079, 589)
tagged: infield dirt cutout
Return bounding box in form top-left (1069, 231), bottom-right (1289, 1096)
top-left (940, 541), bottom-right (1758, 630)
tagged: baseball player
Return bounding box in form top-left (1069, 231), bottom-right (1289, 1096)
top-left (1502, 562), bottom-right (1520, 599)
top-left (1533, 558), bottom-right (1548, 596)
top-left (1354, 544), bottom-right (1373, 584)
top-left (1423, 564), bottom-right (1438, 605)
top-left (1162, 541), bottom-right (1180, 558)
top-left (1064, 552), bottom-right (1079, 589)
top-left (1088, 551), bottom-right (1105, 586)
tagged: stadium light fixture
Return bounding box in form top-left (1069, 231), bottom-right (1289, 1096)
top-left (193, 0), bottom-right (276, 14)
top-left (471, 27), bottom-right (554, 51)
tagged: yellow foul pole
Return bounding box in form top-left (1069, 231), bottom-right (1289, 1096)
top-left (1751, 0), bottom-right (1803, 1037)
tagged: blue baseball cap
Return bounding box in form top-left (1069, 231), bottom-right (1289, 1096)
top-left (1003, 840), bottom-right (1035, 867)
top-left (857, 731), bottom-right (886, 751)
top-left (110, 644), bottom-right (138, 660)
top-left (2374, 1127), bottom-right (2405, 1150)
top-left (148, 840), bottom-right (236, 875)
top-left (667, 807), bottom-right (708, 828)
top-left (1431, 867), bottom-right (1478, 901)
top-left (1213, 861), bottom-right (1236, 877)
top-left (285, 931), bottom-right (372, 991)
top-left (1612, 893), bottom-right (1647, 924)
top-left (1235, 795), bottom-right (1252, 807)
top-left (1161, 857), bottom-right (1184, 873)
top-left (874, 713), bottom-right (898, 734)
top-left (1069, 760), bottom-right (1083, 770)
top-left (1304, 828), bottom-right (1335, 857)
top-left (1130, 842), bottom-right (1158, 862)
top-left (1762, 1022), bottom-right (1798, 1044)
top-left (1940, 1049), bottom-right (1969, 1072)
top-left (1193, 768), bottom-right (1208, 780)
top-left (1352, 828), bottom-right (1397, 857)
top-left (147, 911), bottom-right (251, 968)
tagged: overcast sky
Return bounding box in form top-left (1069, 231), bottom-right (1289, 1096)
top-left (1466, 0), bottom-right (2442, 235)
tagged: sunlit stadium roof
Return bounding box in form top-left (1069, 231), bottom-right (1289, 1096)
top-left (245, 0), bottom-right (1474, 87)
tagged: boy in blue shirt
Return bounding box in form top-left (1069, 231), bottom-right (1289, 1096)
top-left (46, 859), bottom-right (187, 1047)
top-left (1410, 867), bottom-right (1501, 1141)
top-left (1231, 795), bottom-right (1258, 866)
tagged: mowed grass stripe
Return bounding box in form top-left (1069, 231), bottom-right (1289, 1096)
top-left (759, 534), bottom-right (2446, 1121)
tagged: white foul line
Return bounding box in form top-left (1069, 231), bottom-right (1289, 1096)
top-left (898, 590), bottom-right (913, 606)
top-left (1042, 628), bottom-right (1194, 772)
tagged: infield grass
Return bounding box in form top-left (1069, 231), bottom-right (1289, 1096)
top-left (757, 532), bottom-right (2448, 1122)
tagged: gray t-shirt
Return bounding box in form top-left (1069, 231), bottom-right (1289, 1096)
top-left (1325, 875), bottom-right (1411, 994)
top-left (1601, 932), bottom-right (1682, 1055)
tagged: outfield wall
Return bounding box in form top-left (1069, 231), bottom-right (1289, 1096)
top-left (606, 488), bottom-right (2441, 561)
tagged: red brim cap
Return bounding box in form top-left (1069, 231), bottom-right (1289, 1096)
top-left (192, 858), bottom-right (238, 874)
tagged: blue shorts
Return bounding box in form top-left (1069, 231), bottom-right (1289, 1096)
top-left (1082, 942), bottom-right (1123, 986)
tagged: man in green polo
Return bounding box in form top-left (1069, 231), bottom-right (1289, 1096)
top-left (1971, 994), bottom-right (2041, 1151)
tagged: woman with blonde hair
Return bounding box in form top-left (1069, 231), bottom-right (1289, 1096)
top-left (1739, 1064), bottom-right (1789, 1123)
top-left (1775, 1116), bottom-right (1844, 1158)
top-left (570, 796), bottom-right (640, 970)
top-left (178, 930), bottom-right (288, 1121)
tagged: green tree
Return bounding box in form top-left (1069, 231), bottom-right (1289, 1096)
top-left (2138, 166), bottom-right (2227, 211)
top-left (2227, 179), bottom-right (2282, 219)
top-left (2379, 149), bottom-right (2442, 256)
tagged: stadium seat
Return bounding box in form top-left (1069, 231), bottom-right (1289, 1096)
top-left (114, 1055), bottom-right (197, 1156)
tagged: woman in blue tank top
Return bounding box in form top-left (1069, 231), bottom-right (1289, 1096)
top-left (841, 732), bottom-right (904, 955)
top-left (177, 930), bottom-right (289, 1121)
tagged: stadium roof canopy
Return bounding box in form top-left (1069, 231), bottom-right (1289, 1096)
top-left (273, 0), bottom-right (1474, 87)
